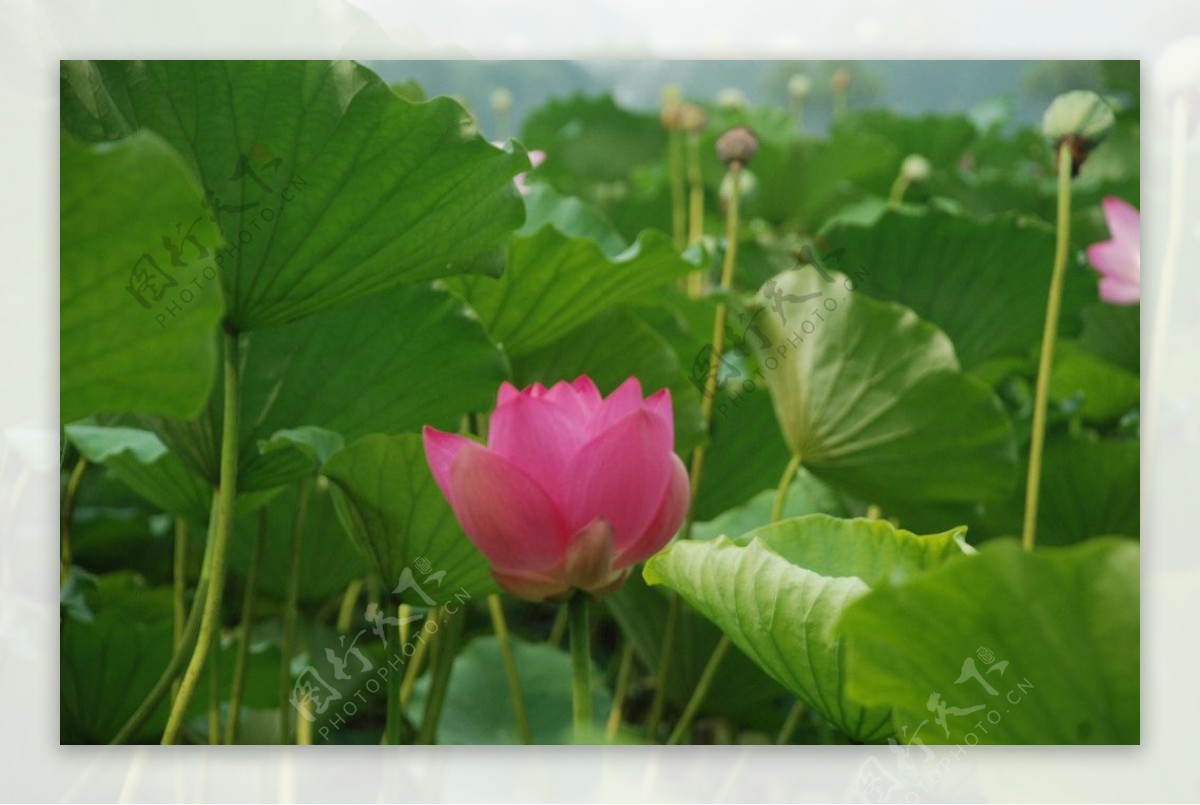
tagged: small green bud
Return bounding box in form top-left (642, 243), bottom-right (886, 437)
top-left (716, 87), bottom-right (749, 110)
top-left (901, 154), bottom-right (931, 183)
top-left (1042, 90), bottom-right (1115, 174)
top-left (788, 74), bottom-right (812, 102)
top-left (489, 87), bottom-right (513, 115)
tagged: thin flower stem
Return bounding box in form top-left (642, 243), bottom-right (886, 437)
top-left (647, 160), bottom-right (746, 741)
top-left (1022, 140), bottom-right (1074, 552)
top-left (489, 594), bottom-right (533, 744)
top-left (775, 700), bottom-right (805, 744)
top-left (208, 631), bottom-right (220, 744)
top-left (686, 132), bottom-right (706, 296)
top-left (224, 507), bottom-right (268, 745)
top-left (60, 456), bottom-right (87, 585)
top-left (416, 607), bottom-right (463, 744)
top-left (669, 130), bottom-right (686, 251)
top-left (568, 591), bottom-right (592, 739)
top-left (643, 592), bottom-right (678, 739)
top-left (161, 330), bottom-right (242, 745)
top-left (336, 578), bottom-right (364, 634)
top-left (671, 451), bottom-right (798, 743)
top-left (110, 501), bottom-right (217, 744)
top-left (278, 478), bottom-right (310, 743)
top-left (887, 173), bottom-right (909, 208)
top-left (547, 604), bottom-right (568, 647)
top-left (605, 641), bottom-right (637, 740)
top-left (666, 634), bottom-right (730, 745)
top-left (770, 454), bottom-right (803, 523)
top-left (399, 609), bottom-right (438, 709)
top-left (171, 518), bottom-right (188, 704)
top-left (385, 601), bottom-right (405, 745)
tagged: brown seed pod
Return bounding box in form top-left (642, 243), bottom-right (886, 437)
top-left (715, 125), bottom-right (759, 168)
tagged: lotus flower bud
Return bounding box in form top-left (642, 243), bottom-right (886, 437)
top-left (716, 87), bottom-right (749, 110)
top-left (831, 68), bottom-right (852, 92)
top-left (788, 73), bottom-right (812, 102)
top-left (901, 154), bottom-right (931, 184)
top-left (678, 103), bottom-right (708, 134)
top-left (489, 87), bottom-right (513, 115)
top-left (423, 377), bottom-right (688, 603)
top-left (1042, 90), bottom-right (1115, 175)
top-left (715, 124), bottom-right (759, 168)
top-left (660, 84), bottom-right (683, 130)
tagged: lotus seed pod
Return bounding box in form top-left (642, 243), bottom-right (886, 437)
top-left (660, 84), bottom-right (683, 129)
top-left (901, 154), bottom-right (932, 183)
top-left (715, 125), bottom-right (759, 167)
top-left (788, 73), bottom-right (812, 102)
top-left (716, 87), bottom-right (749, 110)
top-left (489, 87), bottom-right (513, 115)
top-left (678, 103), bottom-right (708, 134)
top-left (1042, 90), bottom-right (1115, 174)
top-left (831, 68), bottom-right (852, 92)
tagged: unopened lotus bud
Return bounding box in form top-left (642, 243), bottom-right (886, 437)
top-left (720, 168), bottom-right (758, 205)
top-left (788, 73), bottom-right (812, 102)
top-left (489, 87), bottom-right (513, 115)
top-left (678, 103), bottom-right (708, 134)
top-left (716, 87), bottom-right (749, 110)
top-left (660, 84), bottom-right (683, 130)
top-left (715, 125), bottom-right (759, 168)
top-left (901, 154), bottom-right (931, 183)
top-left (1042, 90), bottom-right (1115, 175)
top-left (831, 68), bottom-right (852, 92)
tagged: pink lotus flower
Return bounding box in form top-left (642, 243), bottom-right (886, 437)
top-left (423, 376), bottom-right (689, 603)
top-left (1086, 196), bottom-right (1140, 304)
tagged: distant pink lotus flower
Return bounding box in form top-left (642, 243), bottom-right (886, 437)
top-left (423, 376), bottom-right (688, 603)
top-left (514, 149), bottom-right (545, 195)
top-left (1086, 196), bottom-right (1140, 304)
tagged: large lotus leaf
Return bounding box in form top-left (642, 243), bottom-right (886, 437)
top-left (752, 267), bottom-right (1017, 508)
top-left (150, 282), bottom-right (508, 492)
top-left (644, 514), bottom-right (970, 742)
top-left (322, 434), bottom-right (497, 605)
top-left (61, 59), bottom-right (527, 331)
top-left (61, 132), bottom-right (223, 422)
top-left (982, 435), bottom-right (1139, 545)
top-left (839, 537), bottom-right (1139, 744)
top-left (448, 226), bottom-right (694, 358)
top-left (820, 208), bottom-right (1094, 369)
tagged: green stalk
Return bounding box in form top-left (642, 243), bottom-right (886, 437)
top-left (385, 601), bottom-right (404, 745)
top-left (646, 160), bottom-right (745, 739)
top-left (110, 502), bottom-right (217, 744)
top-left (171, 518), bottom-right (188, 704)
top-left (605, 641), bottom-right (636, 740)
top-left (60, 456), bottom-right (87, 585)
top-left (887, 173), bottom-right (909, 208)
top-left (666, 634), bottom-right (730, 745)
top-left (161, 330), bottom-right (241, 745)
top-left (775, 700), bottom-right (805, 744)
top-left (1022, 140), bottom-right (1073, 552)
top-left (489, 594), bottom-right (532, 744)
top-left (336, 578), bottom-right (364, 634)
top-left (208, 630), bottom-right (221, 744)
top-left (546, 606), bottom-right (568, 647)
top-left (279, 478), bottom-right (311, 743)
top-left (399, 609), bottom-right (438, 710)
top-left (770, 454), bottom-right (802, 523)
top-left (670, 452), bottom-right (799, 742)
top-left (224, 507), bottom-right (267, 744)
top-left (416, 607), bottom-right (463, 744)
top-left (668, 130), bottom-right (686, 251)
top-left (567, 592), bottom-right (592, 740)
